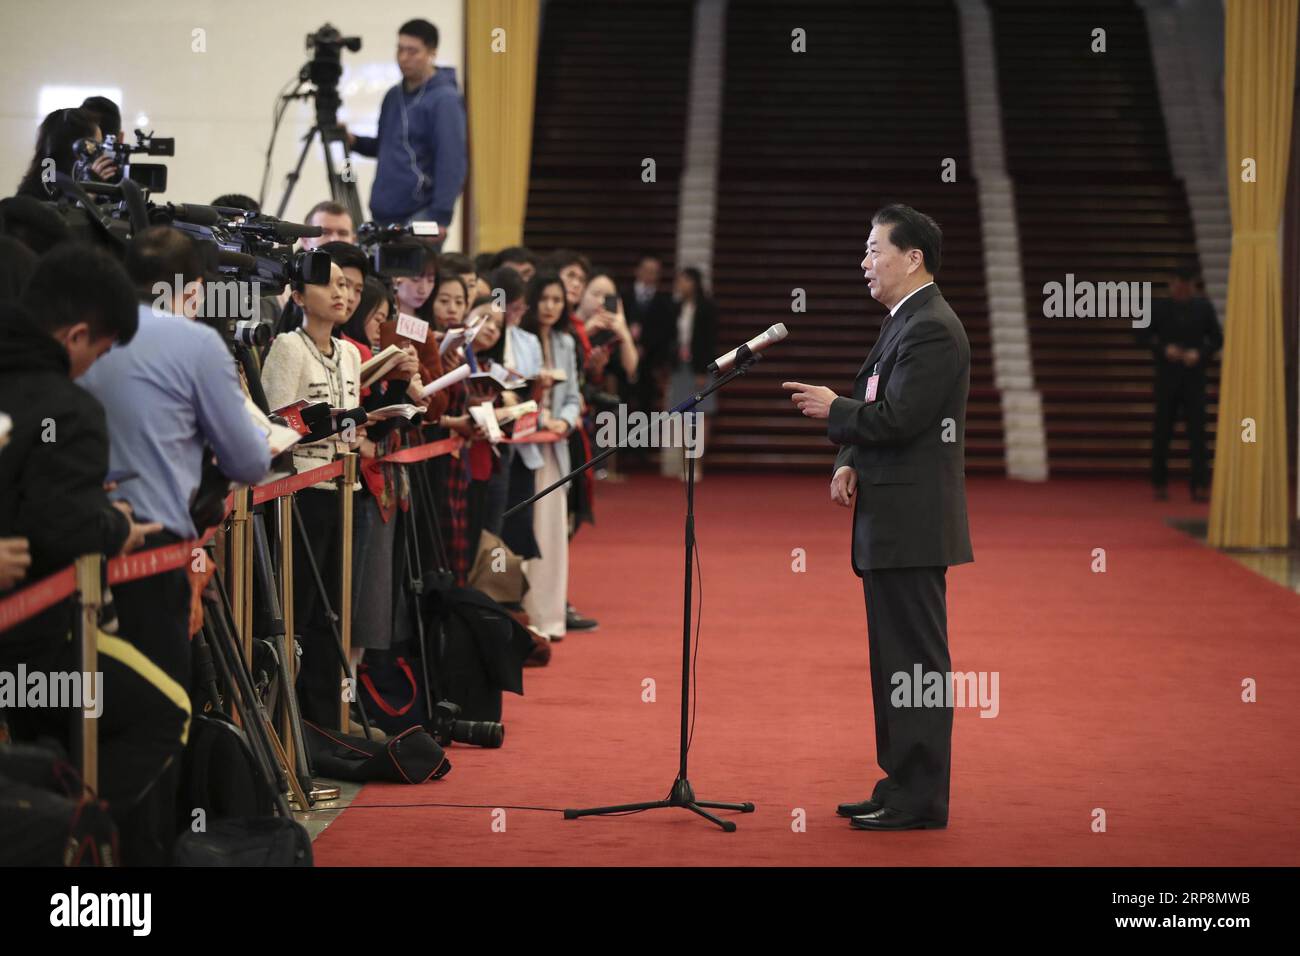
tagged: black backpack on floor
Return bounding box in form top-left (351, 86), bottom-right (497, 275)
top-left (173, 817), bottom-right (312, 866)
top-left (172, 713), bottom-right (313, 867)
top-left (0, 741), bottom-right (118, 866)
top-left (178, 712), bottom-right (276, 825)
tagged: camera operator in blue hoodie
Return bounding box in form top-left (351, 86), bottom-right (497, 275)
top-left (347, 18), bottom-right (467, 244)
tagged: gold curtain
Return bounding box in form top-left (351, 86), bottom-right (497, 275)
top-left (466, 0), bottom-right (540, 252)
top-left (1209, 0), bottom-right (1298, 548)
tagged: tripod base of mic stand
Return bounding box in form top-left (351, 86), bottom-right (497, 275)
top-left (563, 777), bottom-right (755, 832)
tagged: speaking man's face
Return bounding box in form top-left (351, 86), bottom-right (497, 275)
top-left (861, 223), bottom-right (920, 310)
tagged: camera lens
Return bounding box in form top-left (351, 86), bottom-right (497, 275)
top-left (452, 719), bottom-right (504, 749)
top-left (233, 319), bottom-right (271, 347)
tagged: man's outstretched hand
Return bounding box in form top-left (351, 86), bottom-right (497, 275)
top-left (783, 381), bottom-right (838, 419)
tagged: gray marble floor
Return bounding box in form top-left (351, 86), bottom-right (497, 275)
top-left (1169, 517), bottom-right (1300, 595)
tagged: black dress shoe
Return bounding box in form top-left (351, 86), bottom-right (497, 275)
top-left (849, 807), bottom-right (946, 830)
top-left (836, 798), bottom-right (883, 818)
top-left (565, 604), bottom-right (599, 631)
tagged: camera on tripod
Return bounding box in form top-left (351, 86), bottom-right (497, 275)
top-left (72, 129), bottom-right (174, 193)
top-left (304, 23), bottom-right (361, 131)
top-left (269, 23), bottom-right (364, 225)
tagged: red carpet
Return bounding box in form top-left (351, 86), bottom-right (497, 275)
top-left (312, 474), bottom-right (1300, 866)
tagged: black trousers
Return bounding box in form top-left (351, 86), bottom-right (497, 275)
top-left (103, 563), bottom-right (191, 864)
top-left (862, 566), bottom-right (951, 823)
top-left (483, 443), bottom-right (515, 538)
top-left (292, 488), bottom-right (343, 728)
top-left (1152, 364), bottom-right (1208, 489)
top-left (500, 450), bottom-right (539, 560)
top-left (3, 547), bottom-right (191, 866)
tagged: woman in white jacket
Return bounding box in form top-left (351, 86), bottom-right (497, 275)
top-left (260, 261), bottom-right (362, 727)
top-left (519, 272), bottom-right (581, 641)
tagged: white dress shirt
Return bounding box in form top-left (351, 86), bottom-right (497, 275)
top-left (890, 281), bottom-right (935, 317)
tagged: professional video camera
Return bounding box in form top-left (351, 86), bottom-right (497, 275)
top-left (356, 221), bottom-right (442, 278)
top-left (164, 203), bottom-right (331, 346)
top-left (39, 173), bottom-right (329, 352)
top-left (303, 23), bottom-right (362, 131)
top-left (72, 129), bottom-right (174, 193)
top-left (181, 203), bottom-right (331, 289)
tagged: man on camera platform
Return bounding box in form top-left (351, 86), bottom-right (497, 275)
top-left (345, 18), bottom-right (467, 244)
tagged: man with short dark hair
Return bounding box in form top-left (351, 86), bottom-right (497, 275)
top-left (623, 253), bottom-right (675, 428)
top-left (75, 226), bottom-right (270, 861)
top-left (302, 199), bottom-right (356, 249)
top-left (1140, 267), bottom-right (1221, 501)
top-left (0, 245), bottom-right (149, 573)
top-left (347, 18), bottom-right (467, 241)
top-left (492, 245), bottom-right (536, 284)
top-left (80, 225), bottom-right (271, 541)
top-left (785, 203), bottom-right (973, 831)
top-left (212, 193), bottom-right (261, 213)
top-left (0, 242), bottom-right (180, 864)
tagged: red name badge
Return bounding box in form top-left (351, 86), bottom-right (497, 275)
top-left (865, 373), bottom-right (880, 402)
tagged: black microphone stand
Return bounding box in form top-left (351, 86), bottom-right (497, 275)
top-left (503, 352), bottom-right (761, 830)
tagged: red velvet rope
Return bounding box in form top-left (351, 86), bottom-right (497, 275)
top-left (0, 430), bottom-right (515, 631)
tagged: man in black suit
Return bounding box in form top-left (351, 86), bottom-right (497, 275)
top-left (1138, 268), bottom-right (1221, 502)
top-left (622, 254), bottom-right (677, 410)
top-left (784, 204), bottom-right (973, 831)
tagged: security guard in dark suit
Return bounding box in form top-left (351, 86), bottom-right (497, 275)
top-left (1139, 269), bottom-right (1222, 501)
top-left (785, 204), bottom-right (973, 831)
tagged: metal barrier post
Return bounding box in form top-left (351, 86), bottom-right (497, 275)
top-left (276, 494), bottom-right (297, 768)
top-left (229, 487), bottom-right (253, 664)
top-left (337, 453), bottom-right (357, 730)
top-left (72, 553), bottom-right (101, 792)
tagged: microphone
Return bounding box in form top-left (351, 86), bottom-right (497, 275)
top-left (329, 407), bottom-right (369, 439)
top-left (268, 220), bottom-right (322, 243)
top-left (707, 323), bottom-right (788, 374)
top-left (166, 203), bottom-right (224, 226)
top-left (216, 250), bottom-right (258, 272)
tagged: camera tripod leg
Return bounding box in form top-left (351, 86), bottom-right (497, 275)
top-left (289, 494), bottom-right (372, 734)
top-left (206, 572), bottom-right (295, 819)
top-left (276, 126), bottom-right (318, 221)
